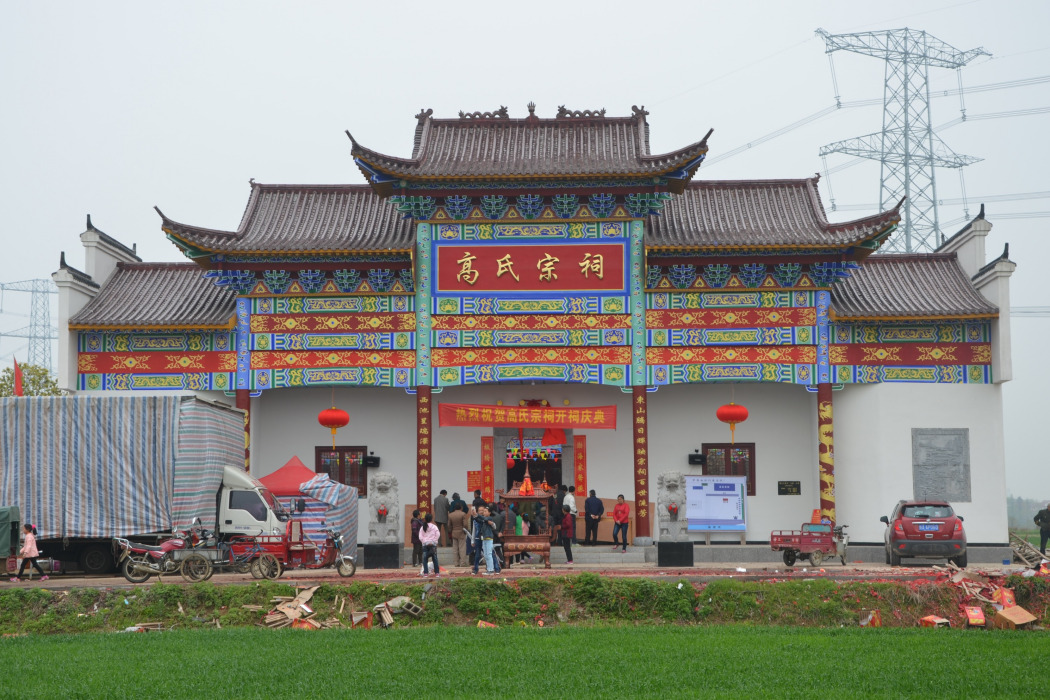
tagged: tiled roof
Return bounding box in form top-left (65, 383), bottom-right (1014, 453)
top-left (69, 263), bottom-right (235, 329)
top-left (159, 183), bottom-right (413, 254)
top-left (350, 105), bottom-right (711, 183)
top-left (647, 178), bottom-right (902, 249)
top-left (831, 253), bottom-right (998, 319)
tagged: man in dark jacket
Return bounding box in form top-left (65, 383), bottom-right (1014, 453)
top-left (583, 489), bottom-right (605, 545)
top-left (433, 490), bottom-right (450, 547)
top-left (1035, 503), bottom-right (1050, 555)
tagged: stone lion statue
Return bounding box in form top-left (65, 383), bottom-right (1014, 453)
top-left (656, 471), bottom-right (687, 542)
top-left (368, 471), bottom-right (400, 543)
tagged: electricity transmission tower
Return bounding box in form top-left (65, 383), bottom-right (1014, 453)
top-left (816, 28), bottom-right (990, 253)
top-left (0, 279), bottom-right (58, 373)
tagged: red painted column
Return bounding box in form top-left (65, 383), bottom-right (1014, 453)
top-left (417, 386), bottom-right (432, 516)
top-left (817, 382), bottom-right (836, 524)
top-left (235, 389), bottom-right (251, 472)
top-left (632, 385), bottom-right (651, 538)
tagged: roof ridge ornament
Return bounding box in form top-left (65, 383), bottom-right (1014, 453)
top-left (415, 108), bottom-right (433, 123)
top-left (556, 106), bottom-right (607, 119)
top-left (458, 106), bottom-right (509, 120)
top-left (631, 105), bottom-right (650, 118)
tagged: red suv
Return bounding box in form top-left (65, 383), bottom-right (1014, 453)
top-left (880, 500), bottom-right (967, 568)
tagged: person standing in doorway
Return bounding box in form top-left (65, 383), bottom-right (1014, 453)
top-left (584, 489), bottom-right (604, 545)
top-left (559, 505), bottom-right (574, 566)
top-left (410, 509), bottom-right (424, 567)
top-left (1034, 502), bottom-right (1050, 555)
top-left (11, 524), bottom-right (48, 582)
top-left (433, 489), bottom-right (450, 547)
top-left (611, 495), bottom-right (630, 553)
top-left (564, 486), bottom-right (578, 544)
top-left (448, 502), bottom-right (469, 567)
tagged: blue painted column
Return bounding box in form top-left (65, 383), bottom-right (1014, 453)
top-left (415, 222), bottom-right (433, 388)
top-left (234, 296), bottom-right (252, 471)
top-left (629, 219), bottom-right (647, 387)
top-left (235, 297), bottom-right (251, 391)
top-left (815, 289), bottom-right (835, 522)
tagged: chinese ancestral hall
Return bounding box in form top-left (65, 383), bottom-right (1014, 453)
top-left (53, 104), bottom-right (1014, 547)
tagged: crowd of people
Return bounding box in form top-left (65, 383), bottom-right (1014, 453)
top-left (409, 487), bottom-right (632, 577)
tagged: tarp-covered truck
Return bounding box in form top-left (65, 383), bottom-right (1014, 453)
top-left (1, 395), bottom-right (289, 574)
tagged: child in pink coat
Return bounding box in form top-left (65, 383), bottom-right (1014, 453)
top-left (11, 524), bottom-right (48, 582)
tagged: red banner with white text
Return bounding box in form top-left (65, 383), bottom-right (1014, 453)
top-left (438, 403), bottom-right (617, 430)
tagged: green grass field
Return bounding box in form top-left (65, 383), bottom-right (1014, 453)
top-left (1, 625), bottom-right (1047, 699)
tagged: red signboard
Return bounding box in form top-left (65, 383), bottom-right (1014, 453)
top-left (574, 435), bottom-right (587, 498)
top-left (439, 403), bottom-right (617, 430)
top-left (435, 242), bottom-right (627, 294)
top-left (480, 437), bottom-right (495, 502)
top-left (466, 470), bottom-right (483, 494)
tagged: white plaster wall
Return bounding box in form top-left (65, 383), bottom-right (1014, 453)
top-left (648, 383), bottom-right (819, 542)
top-left (834, 382), bottom-right (1008, 545)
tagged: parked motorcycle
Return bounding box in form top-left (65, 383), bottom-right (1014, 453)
top-left (113, 518), bottom-right (208, 583)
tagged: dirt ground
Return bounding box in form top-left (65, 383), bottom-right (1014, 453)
top-left (3, 558), bottom-right (1022, 591)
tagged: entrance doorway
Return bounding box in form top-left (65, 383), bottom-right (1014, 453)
top-left (506, 437), bottom-right (562, 488)
top-left (494, 428), bottom-right (573, 492)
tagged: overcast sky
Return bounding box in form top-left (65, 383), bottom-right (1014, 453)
top-left (1, 0), bottom-right (1047, 495)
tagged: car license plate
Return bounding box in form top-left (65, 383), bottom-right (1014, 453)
top-left (918, 523), bottom-right (939, 532)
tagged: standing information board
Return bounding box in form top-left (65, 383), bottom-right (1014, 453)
top-left (685, 476), bottom-right (747, 532)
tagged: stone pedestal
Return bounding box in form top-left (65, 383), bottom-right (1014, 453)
top-left (657, 541), bottom-right (694, 567)
top-left (362, 543), bottom-right (402, 569)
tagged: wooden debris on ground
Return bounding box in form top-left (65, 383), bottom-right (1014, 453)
top-left (1009, 531), bottom-right (1046, 568)
top-left (262, 586), bottom-right (322, 629)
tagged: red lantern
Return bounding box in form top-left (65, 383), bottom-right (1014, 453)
top-left (506, 456), bottom-right (516, 469)
top-left (318, 406), bottom-right (350, 448)
top-left (716, 402), bottom-right (749, 444)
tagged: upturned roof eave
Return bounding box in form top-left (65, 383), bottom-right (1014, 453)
top-left (348, 129), bottom-right (713, 188)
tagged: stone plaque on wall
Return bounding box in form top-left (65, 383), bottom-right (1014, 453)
top-left (911, 428), bottom-right (971, 502)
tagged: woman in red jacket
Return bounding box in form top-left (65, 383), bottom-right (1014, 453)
top-left (560, 505), bottom-right (574, 566)
top-left (611, 494), bottom-right (630, 553)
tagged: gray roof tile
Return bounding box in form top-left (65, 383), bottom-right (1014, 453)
top-left (647, 178), bottom-right (901, 249)
top-left (831, 253), bottom-right (998, 319)
top-left (350, 106), bottom-right (711, 182)
top-left (159, 183), bottom-right (413, 254)
top-left (69, 262), bottom-right (235, 328)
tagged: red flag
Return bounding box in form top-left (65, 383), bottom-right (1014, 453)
top-left (13, 358), bottom-right (24, 397)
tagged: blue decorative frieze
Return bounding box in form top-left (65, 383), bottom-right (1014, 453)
top-left (588, 193), bottom-right (617, 219)
top-left (551, 194), bottom-right (580, 219)
top-left (297, 270), bottom-right (325, 294)
top-left (205, 269), bottom-right (257, 295)
top-left (701, 264), bottom-right (732, 288)
top-left (367, 268), bottom-right (395, 293)
top-left (479, 195), bottom-right (509, 219)
top-left (669, 264), bottom-right (697, 289)
top-left (737, 263), bottom-right (767, 288)
top-left (772, 263), bottom-right (803, 288)
top-left (624, 192), bottom-right (672, 217)
top-left (516, 194), bottom-right (544, 219)
top-left (263, 270), bottom-right (291, 294)
top-left (444, 195), bottom-right (473, 220)
top-left (333, 269), bottom-right (361, 293)
top-left (393, 196), bottom-right (437, 220)
top-left (398, 268), bottom-right (415, 293)
top-left (808, 261), bottom-right (860, 287)
top-left (646, 265), bottom-right (663, 289)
